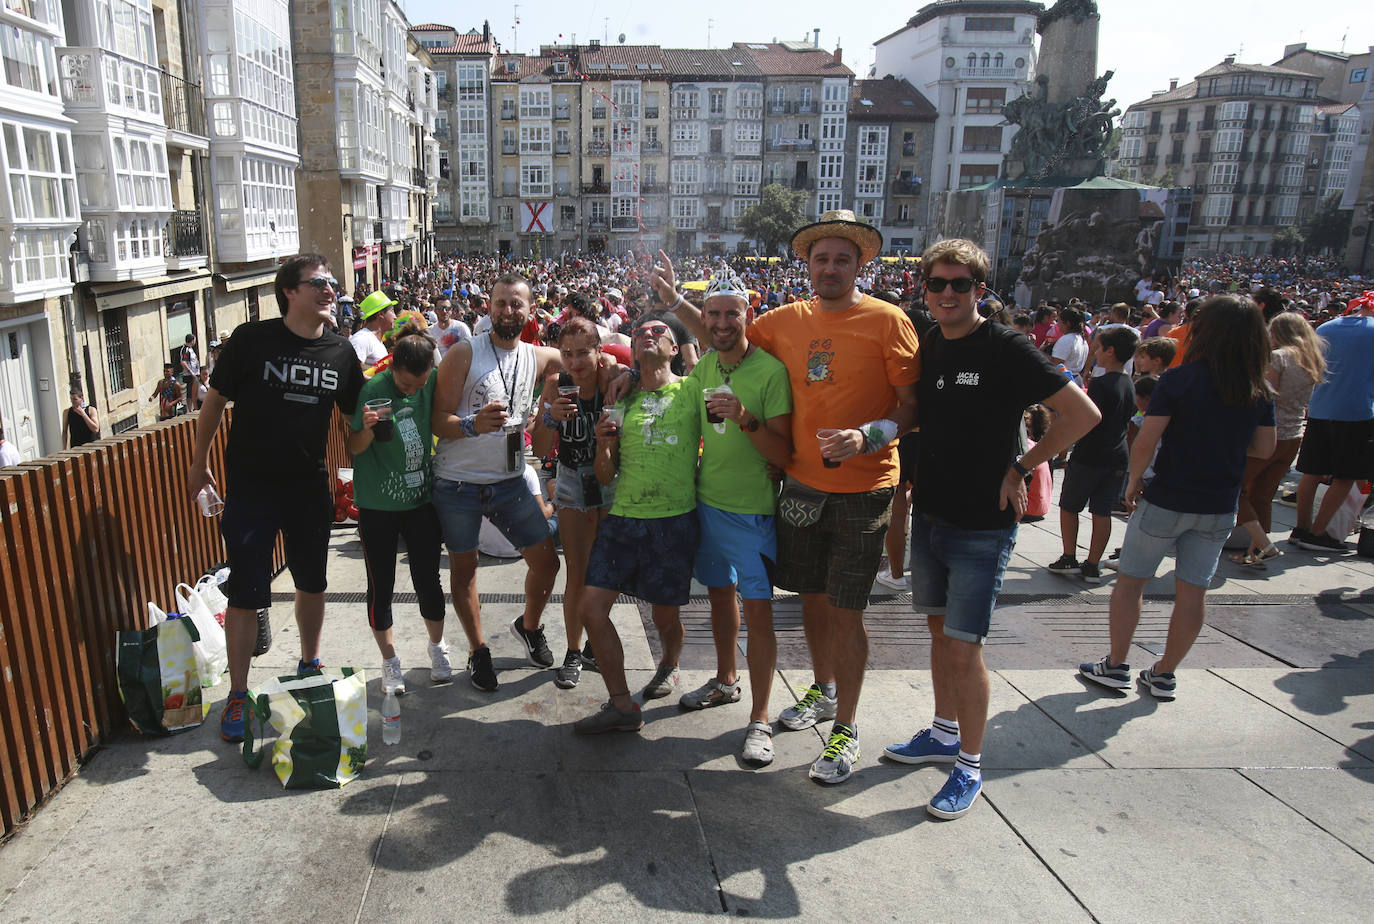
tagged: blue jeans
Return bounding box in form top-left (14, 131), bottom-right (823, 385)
top-left (1116, 498), bottom-right (1235, 587)
top-left (908, 514), bottom-right (1018, 645)
top-left (431, 475), bottom-right (552, 555)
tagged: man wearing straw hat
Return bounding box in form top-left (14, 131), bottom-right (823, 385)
top-left (350, 290), bottom-right (397, 373)
top-left (653, 210), bottom-right (920, 785)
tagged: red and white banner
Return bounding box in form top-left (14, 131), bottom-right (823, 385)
top-left (522, 201), bottom-right (553, 233)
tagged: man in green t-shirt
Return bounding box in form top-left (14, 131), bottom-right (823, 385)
top-left (675, 268), bottom-right (793, 768)
top-left (573, 316), bottom-right (702, 734)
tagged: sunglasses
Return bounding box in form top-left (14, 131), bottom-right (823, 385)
top-left (634, 322), bottom-right (674, 341)
top-left (304, 277), bottom-right (341, 292)
top-left (924, 277), bottom-right (977, 294)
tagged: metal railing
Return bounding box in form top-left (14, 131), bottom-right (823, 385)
top-left (0, 411), bottom-right (350, 838)
top-left (372, 219), bottom-right (384, 240)
top-left (586, 141), bottom-right (610, 155)
top-left (163, 210), bottom-right (206, 257)
top-left (160, 70), bottom-right (206, 137)
top-left (586, 217), bottom-right (609, 230)
top-left (411, 167), bottom-right (426, 187)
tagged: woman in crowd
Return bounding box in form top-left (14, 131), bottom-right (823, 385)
top-left (1230, 311), bottom-right (1326, 567)
top-left (346, 320), bottom-right (452, 694)
top-left (1080, 295), bottom-right (1275, 700)
top-left (1051, 306), bottom-right (1090, 381)
top-left (531, 317), bottom-right (618, 688)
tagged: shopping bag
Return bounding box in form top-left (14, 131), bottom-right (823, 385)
top-left (115, 608), bottom-right (208, 735)
top-left (242, 668), bottom-right (368, 789)
top-left (193, 574), bottom-right (229, 627)
top-left (175, 582), bottom-right (228, 687)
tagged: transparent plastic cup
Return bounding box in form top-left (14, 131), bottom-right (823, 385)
top-left (817, 428), bottom-right (842, 468)
top-left (197, 484), bottom-right (225, 516)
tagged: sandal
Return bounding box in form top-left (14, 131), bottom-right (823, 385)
top-left (1229, 544), bottom-right (1280, 569)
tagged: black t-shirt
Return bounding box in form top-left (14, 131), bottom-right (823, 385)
top-left (557, 392), bottom-right (605, 470)
top-left (915, 321), bottom-right (1070, 529)
top-left (1072, 371), bottom-right (1135, 468)
top-left (210, 319), bottom-right (363, 492)
top-left (1144, 362), bottom-right (1276, 514)
top-left (67, 406), bottom-right (98, 446)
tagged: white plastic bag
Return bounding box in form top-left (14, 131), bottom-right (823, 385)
top-left (1327, 484), bottom-right (1367, 540)
top-left (194, 575), bottom-right (229, 628)
top-left (176, 583), bottom-right (228, 687)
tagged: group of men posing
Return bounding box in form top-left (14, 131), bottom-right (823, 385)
top-left (188, 211), bottom-right (1100, 821)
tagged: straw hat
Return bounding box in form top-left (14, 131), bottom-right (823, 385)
top-left (790, 210), bottom-right (883, 266)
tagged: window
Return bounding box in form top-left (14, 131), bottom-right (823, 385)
top-left (1209, 163), bottom-right (1238, 187)
top-left (103, 308), bottom-right (133, 393)
top-left (732, 161), bottom-right (760, 196)
top-left (8, 124), bottom-right (79, 221)
top-left (708, 90), bottom-right (726, 115)
top-left (519, 124), bottom-right (551, 154)
top-left (670, 160), bottom-right (699, 195)
top-left (965, 16), bottom-right (1014, 30)
top-left (965, 88), bottom-right (1005, 113)
top-left (1281, 163), bottom-right (1304, 187)
top-left (518, 87), bottom-right (551, 119)
top-left (520, 160), bottom-right (551, 197)
top-left (821, 115), bottom-right (845, 142)
top-left (962, 125), bottom-right (1002, 152)
top-left (1220, 101), bottom-right (1249, 122)
top-left (958, 164), bottom-right (996, 188)
top-left (1203, 194), bottom-right (1233, 226)
top-left (1276, 195), bottom-right (1298, 225)
top-left (1118, 136), bottom-right (1142, 159)
top-left (1216, 130), bottom-right (1243, 154)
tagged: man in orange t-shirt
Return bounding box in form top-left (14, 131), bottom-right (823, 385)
top-left (660, 210), bottom-right (919, 786)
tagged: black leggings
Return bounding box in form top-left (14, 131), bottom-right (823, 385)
top-left (357, 504), bottom-right (446, 632)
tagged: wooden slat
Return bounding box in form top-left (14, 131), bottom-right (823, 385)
top-left (0, 475), bottom-right (37, 830)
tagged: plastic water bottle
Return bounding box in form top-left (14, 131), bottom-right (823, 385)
top-left (381, 690), bottom-right (401, 745)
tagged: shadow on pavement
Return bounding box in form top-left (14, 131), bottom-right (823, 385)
top-left (1272, 648), bottom-right (1374, 771)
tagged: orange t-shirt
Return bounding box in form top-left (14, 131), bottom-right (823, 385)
top-left (748, 296), bottom-right (921, 492)
top-left (1166, 323), bottom-right (1191, 368)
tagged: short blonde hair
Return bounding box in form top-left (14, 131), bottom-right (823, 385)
top-left (921, 238), bottom-right (990, 283)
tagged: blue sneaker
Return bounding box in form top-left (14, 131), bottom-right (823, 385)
top-left (220, 691), bottom-right (246, 743)
top-left (884, 728), bottom-right (960, 765)
top-left (927, 766), bottom-right (982, 820)
top-left (1138, 667), bottom-right (1177, 700)
top-left (1079, 656), bottom-right (1130, 690)
top-left (297, 658), bottom-right (323, 676)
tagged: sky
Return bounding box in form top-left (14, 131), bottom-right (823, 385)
top-left (401, 0), bottom-right (1362, 108)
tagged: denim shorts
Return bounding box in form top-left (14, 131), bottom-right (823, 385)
top-left (692, 502), bottom-right (777, 600)
top-left (586, 512), bottom-right (699, 606)
top-left (553, 463), bottom-right (615, 512)
top-left (1116, 497), bottom-right (1235, 587)
top-left (908, 514), bottom-right (1018, 645)
top-left (432, 475), bottom-right (553, 555)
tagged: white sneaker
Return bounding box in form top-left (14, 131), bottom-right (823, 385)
top-left (428, 640), bottom-right (453, 684)
top-left (740, 721), bottom-right (775, 767)
top-left (874, 567), bottom-right (908, 591)
top-left (382, 656), bottom-right (406, 695)
top-left (778, 684), bottom-right (838, 730)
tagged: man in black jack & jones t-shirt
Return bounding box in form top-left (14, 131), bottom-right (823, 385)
top-left (188, 254), bottom-right (364, 744)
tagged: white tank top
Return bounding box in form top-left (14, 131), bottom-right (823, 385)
top-left (434, 334), bottom-right (538, 484)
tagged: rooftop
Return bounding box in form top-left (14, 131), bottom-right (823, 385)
top-left (659, 48), bottom-right (763, 81)
top-left (850, 77), bottom-right (938, 121)
top-left (732, 42), bottom-right (852, 78)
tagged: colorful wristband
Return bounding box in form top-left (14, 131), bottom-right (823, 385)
top-left (859, 419), bottom-right (898, 454)
top-left (459, 414), bottom-right (479, 438)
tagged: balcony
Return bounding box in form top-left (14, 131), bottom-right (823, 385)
top-left (163, 210), bottom-right (206, 269)
top-left (672, 108), bottom-right (699, 121)
top-left (433, 127), bottom-right (449, 140)
top-left (555, 183), bottom-right (572, 196)
top-left (768, 102), bottom-right (786, 114)
top-left (586, 217), bottom-right (609, 231)
top-left (641, 216), bottom-right (664, 229)
top-left (702, 183), bottom-right (726, 196)
top-left (1193, 151), bottom-right (1212, 163)
top-left (643, 141), bottom-right (663, 155)
top-left (160, 71), bottom-right (206, 144)
top-left (586, 141), bottom-right (610, 156)
top-left (791, 177), bottom-right (815, 191)
top-left (411, 167), bottom-right (426, 188)
top-left (555, 141), bottom-right (570, 154)
top-left (58, 47), bottom-right (164, 123)
top-left (500, 107), bottom-right (517, 120)
top-left (957, 67), bottom-right (1019, 79)
top-left (1170, 122), bottom-right (1189, 134)
top-left (611, 216), bottom-right (640, 230)
top-left (437, 86), bottom-right (452, 102)
top-left (892, 179), bottom-right (922, 196)
top-left (584, 183), bottom-right (610, 195)
top-left (372, 219), bottom-right (384, 241)
top-left (1165, 154), bottom-right (1183, 164)
top-left (766, 139), bottom-right (816, 152)
top-left (591, 107), bottom-right (607, 120)
top-left (796, 102), bottom-right (814, 115)
top-left (902, 142), bottom-right (915, 157)
top-left (352, 220), bottom-right (375, 246)
top-left (889, 217), bottom-right (915, 227)
top-left (707, 110), bottom-right (726, 122)
top-left (555, 106), bottom-right (570, 120)
top-left (502, 182), bottom-right (519, 196)
top-left (640, 183), bottom-right (664, 194)
top-left (501, 142), bottom-right (517, 155)
top-left (644, 107), bottom-right (659, 119)
top-left (1199, 120), bottom-right (1216, 131)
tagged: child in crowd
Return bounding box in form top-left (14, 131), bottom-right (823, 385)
top-left (1133, 337), bottom-right (1178, 377)
top-left (1022, 404), bottom-right (1053, 522)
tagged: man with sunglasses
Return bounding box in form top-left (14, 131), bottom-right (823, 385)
top-left (883, 239), bottom-right (1099, 820)
top-left (654, 211), bottom-right (921, 786)
top-left (188, 254), bottom-right (365, 744)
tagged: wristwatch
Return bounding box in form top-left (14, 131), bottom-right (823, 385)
top-left (740, 415), bottom-right (760, 433)
top-left (1011, 457), bottom-right (1031, 478)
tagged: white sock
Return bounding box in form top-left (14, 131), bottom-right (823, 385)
top-left (819, 682), bottom-right (837, 699)
top-left (956, 750), bottom-right (982, 781)
top-left (931, 716), bottom-right (960, 746)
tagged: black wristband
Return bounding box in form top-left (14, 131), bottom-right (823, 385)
top-left (1011, 458), bottom-right (1031, 478)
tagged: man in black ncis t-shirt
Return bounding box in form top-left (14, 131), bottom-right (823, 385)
top-left (188, 254), bottom-right (363, 745)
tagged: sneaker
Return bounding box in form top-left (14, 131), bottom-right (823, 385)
top-left (554, 649), bottom-right (582, 689)
top-left (874, 567), bottom-right (908, 591)
top-left (808, 724), bottom-right (860, 785)
top-left (1080, 561), bottom-right (1102, 583)
top-left (573, 701), bottom-right (644, 734)
top-left (1138, 667), bottom-right (1177, 700)
top-left (740, 721), bottom-right (774, 767)
top-left (679, 677), bottom-right (741, 710)
top-left (778, 684), bottom-right (839, 731)
top-left (510, 617), bottom-right (555, 668)
top-left (467, 646), bottom-right (499, 692)
top-left (883, 728), bottom-right (960, 765)
top-left (927, 766), bottom-right (982, 820)
top-left (1079, 656), bottom-right (1131, 690)
top-left (639, 662), bottom-right (680, 700)
top-left (381, 656), bottom-right (406, 695)
top-left (296, 657), bottom-right (323, 676)
top-left (1047, 553), bottom-right (1080, 574)
top-left (1275, 489), bottom-right (1298, 508)
top-left (220, 691), bottom-right (247, 743)
top-left (1288, 527), bottom-right (1312, 546)
top-left (428, 641), bottom-right (453, 684)
top-left (580, 641), bottom-right (598, 673)
top-left (1294, 530), bottom-right (1350, 553)
top-left (1101, 558), bottom-right (1119, 571)
top-left (253, 608), bottom-right (272, 656)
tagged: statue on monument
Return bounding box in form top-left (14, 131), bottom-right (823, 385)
top-left (1003, 70), bottom-right (1120, 180)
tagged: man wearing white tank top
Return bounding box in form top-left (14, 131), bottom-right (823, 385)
top-left (431, 273), bottom-right (565, 691)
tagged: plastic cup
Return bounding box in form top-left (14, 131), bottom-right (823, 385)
top-left (817, 428), bottom-right (842, 468)
top-left (365, 398), bottom-right (394, 442)
top-left (196, 485), bottom-right (224, 517)
top-left (602, 405), bottom-right (626, 435)
top-left (703, 383), bottom-right (733, 424)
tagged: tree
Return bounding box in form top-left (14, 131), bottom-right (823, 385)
top-left (738, 184), bottom-right (811, 255)
top-left (1271, 225), bottom-right (1304, 257)
top-left (1303, 193), bottom-right (1353, 254)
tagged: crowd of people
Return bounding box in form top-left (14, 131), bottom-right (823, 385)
top-left (182, 219), bottom-right (1373, 823)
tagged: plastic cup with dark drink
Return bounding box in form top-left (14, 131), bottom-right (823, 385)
top-left (557, 371), bottom-right (580, 411)
top-left (602, 405), bottom-right (626, 437)
top-left (817, 428), bottom-right (842, 468)
top-left (366, 398), bottom-right (394, 442)
top-left (703, 383), bottom-right (733, 424)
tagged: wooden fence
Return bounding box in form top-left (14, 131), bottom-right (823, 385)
top-left (0, 410), bottom-right (350, 838)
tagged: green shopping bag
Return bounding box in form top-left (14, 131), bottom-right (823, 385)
top-left (242, 668), bottom-right (368, 789)
top-left (115, 611), bottom-right (209, 734)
